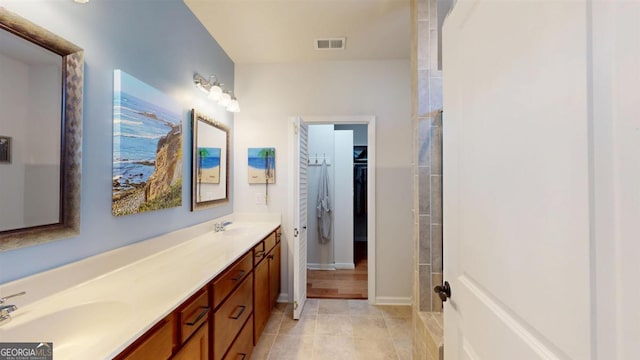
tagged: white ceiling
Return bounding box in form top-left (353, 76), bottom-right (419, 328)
top-left (184, 0), bottom-right (411, 64)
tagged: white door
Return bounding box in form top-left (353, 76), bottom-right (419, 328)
top-left (292, 117), bottom-right (309, 320)
top-left (442, 1), bottom-right (592, 359)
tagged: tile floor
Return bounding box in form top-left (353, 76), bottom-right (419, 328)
top-left (252, 299), bottom-right (413, 360)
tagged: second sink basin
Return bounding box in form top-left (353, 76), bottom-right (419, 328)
top-left (0, 301), bottom-right (132, 359)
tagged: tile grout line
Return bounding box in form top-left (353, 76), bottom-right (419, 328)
top-left (382, 314), bottom-right (403, 360)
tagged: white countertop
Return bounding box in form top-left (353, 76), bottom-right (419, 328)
top-left (0, 213), bottom-right (281, 360)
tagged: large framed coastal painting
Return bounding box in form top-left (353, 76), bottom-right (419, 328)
top-left (248, 147), bottom-right (275, 184)
top-left (112, 70), bottom-right (182, 216)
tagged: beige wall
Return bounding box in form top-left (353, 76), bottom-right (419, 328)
top-left (233, 60), bottom-right (413, 303)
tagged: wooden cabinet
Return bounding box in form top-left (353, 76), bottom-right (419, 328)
top-left (223, 315), bottom-right (254, 360)
top-left (213, 252), bottom-right (252, 309)
top-left (178, 289), bottom-right (210, 346)
top-left (116, 289), bottom-right (210, 360)
top-left (173, 322), bottom-right (208, 360)
top-left (214, 273), bottom-right (253, 360)
top-left (114, 315), bottom-right (175, 360)
top-left (253, 252), bottom-right (270, 341)
top-left (268, 241), bottom-right (281, 308)
top-left (116, 225), bottom-right (280, 360)
top-left (253, 228), bottom-right (281, 343)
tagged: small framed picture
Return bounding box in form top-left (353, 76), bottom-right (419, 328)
top-left (0, 136), bottom-right (11, 164)
top-left (248, 147), bottom-right (276, 184)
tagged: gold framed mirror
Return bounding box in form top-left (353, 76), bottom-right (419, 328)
top-left (191, 109), bottom-right (229, 210)
top-left (0, 8), bottom-right (84, 251)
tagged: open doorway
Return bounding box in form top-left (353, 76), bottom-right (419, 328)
top-left (306, 123), bottom-right (369, 299)
top-left (289, 115), bottom-right (376, 317)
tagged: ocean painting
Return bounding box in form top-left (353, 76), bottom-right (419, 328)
top-left (112, 70), bottom-right (182, 216)
top-left (248, 147), bottom-right (275, 184)
top-left (197, 147), bottom-right (221, 184)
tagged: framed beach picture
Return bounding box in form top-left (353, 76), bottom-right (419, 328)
top-left (197, 147), bottom-right (221, 184)
top-left (112, 70), bottom-right (182, 216)
top-left (0, 136), bottom-right (10, 163)
top-left (248, 147), bottom-right (275, 184)
top-left (191, 110), bottom-right (229, 210)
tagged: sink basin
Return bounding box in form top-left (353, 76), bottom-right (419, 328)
top-left (0, 301), bottom-right (132, 359)
top-left (221, 223), bottom-right (254, 237)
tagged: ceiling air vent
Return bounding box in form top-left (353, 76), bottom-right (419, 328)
top-left (314, 37), bottom-right (346, 50)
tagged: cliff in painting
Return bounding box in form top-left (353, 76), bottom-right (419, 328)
top-left (112, 70), bottom-right (182, 216)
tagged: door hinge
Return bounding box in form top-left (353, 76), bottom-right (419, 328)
top-left (294, 228), bottom-right (299, 237)
top-left (294, 301), bottom-right (298, 310)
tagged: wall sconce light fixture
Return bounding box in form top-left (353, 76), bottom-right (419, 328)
top-left (194, 73), bottom-right (240, 113)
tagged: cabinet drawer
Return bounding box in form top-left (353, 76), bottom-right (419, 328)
top-left (223, 315), bottom-right (254, 360)
top-left (178, 289), bottom-right (210, 345)
top-left (116, 315), bottom-right (174, 360)
top-left (213, 252), bottom-right (252, 309)
top-left (264, 232), bottom-right (277, 253)
top-left (214, 274), bottom-right (253, 360)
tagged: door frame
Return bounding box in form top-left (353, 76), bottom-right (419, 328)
top-left (288, 115), bottom-right (377, 303)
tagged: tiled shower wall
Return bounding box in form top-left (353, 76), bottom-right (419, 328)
top-left (412, 0), bottom-right (445, 357)
top-left (412, 0), bottom-right (444, 314)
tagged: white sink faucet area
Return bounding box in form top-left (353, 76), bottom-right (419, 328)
top-left (0, 291), bottom-right (25, 326)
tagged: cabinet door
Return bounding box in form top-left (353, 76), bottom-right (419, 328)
top-left (116, 316), bottom-right (174, 360)
top-left (253, 255), bottom-right (270, 344)
top-left (172, 322), bottom-right (208, 360)
top-left (268, 242), bottom-right (281, 309)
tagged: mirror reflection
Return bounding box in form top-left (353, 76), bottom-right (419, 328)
top-left (191, 110), bottom-right (229, 210)
top-left (0, 7), bottom-right (83, 251)
top-left (0, 28), bottom-right (63, 232)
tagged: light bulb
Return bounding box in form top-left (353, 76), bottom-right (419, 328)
top-left (218, 92), bottom-right (231, 107)
top-left (227, 98), bottom-right (240, 113)
top-left (208, 82), bottom-right (223, 101)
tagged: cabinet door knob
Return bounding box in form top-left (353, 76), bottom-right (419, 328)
top-left (231, 270), bottom-right (245, 282)
top-left (230, 305), bottom-right (246, 320)
top-left (185, 306), bottom-right (210, 326)
top-left (433, 281), bottom-right (451, 302)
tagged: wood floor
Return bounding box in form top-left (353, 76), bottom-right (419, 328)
top-left (307, 241), bottom-right (368, 299)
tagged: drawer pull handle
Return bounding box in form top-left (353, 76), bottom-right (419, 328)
top-left (230, 305), bottom-right (246, 320)
top-left (231, 270), bottom-right (246, 282)
top-left (255, 251), bottom-right (265, 258)
top-left (268, 254), bottom-right (274, 260)
top-left (237, 354), bottom-right (246, 360)
top-left (186, 306), bottom-right (210, 326)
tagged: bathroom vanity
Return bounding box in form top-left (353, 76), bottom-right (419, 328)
top-left (115, 228), bottom-right (281, 360)
top-left (0, 215), bottom-right (281, 360)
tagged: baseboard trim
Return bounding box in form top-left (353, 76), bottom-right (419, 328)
top-left (334, 262), bottom-right (355, 270)
top-left (307, 263), bottom-right (336, 271)
top-left (374, 296), bottom-right (412, 305)
top-left (277, 293), bottom-right (289, 303)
